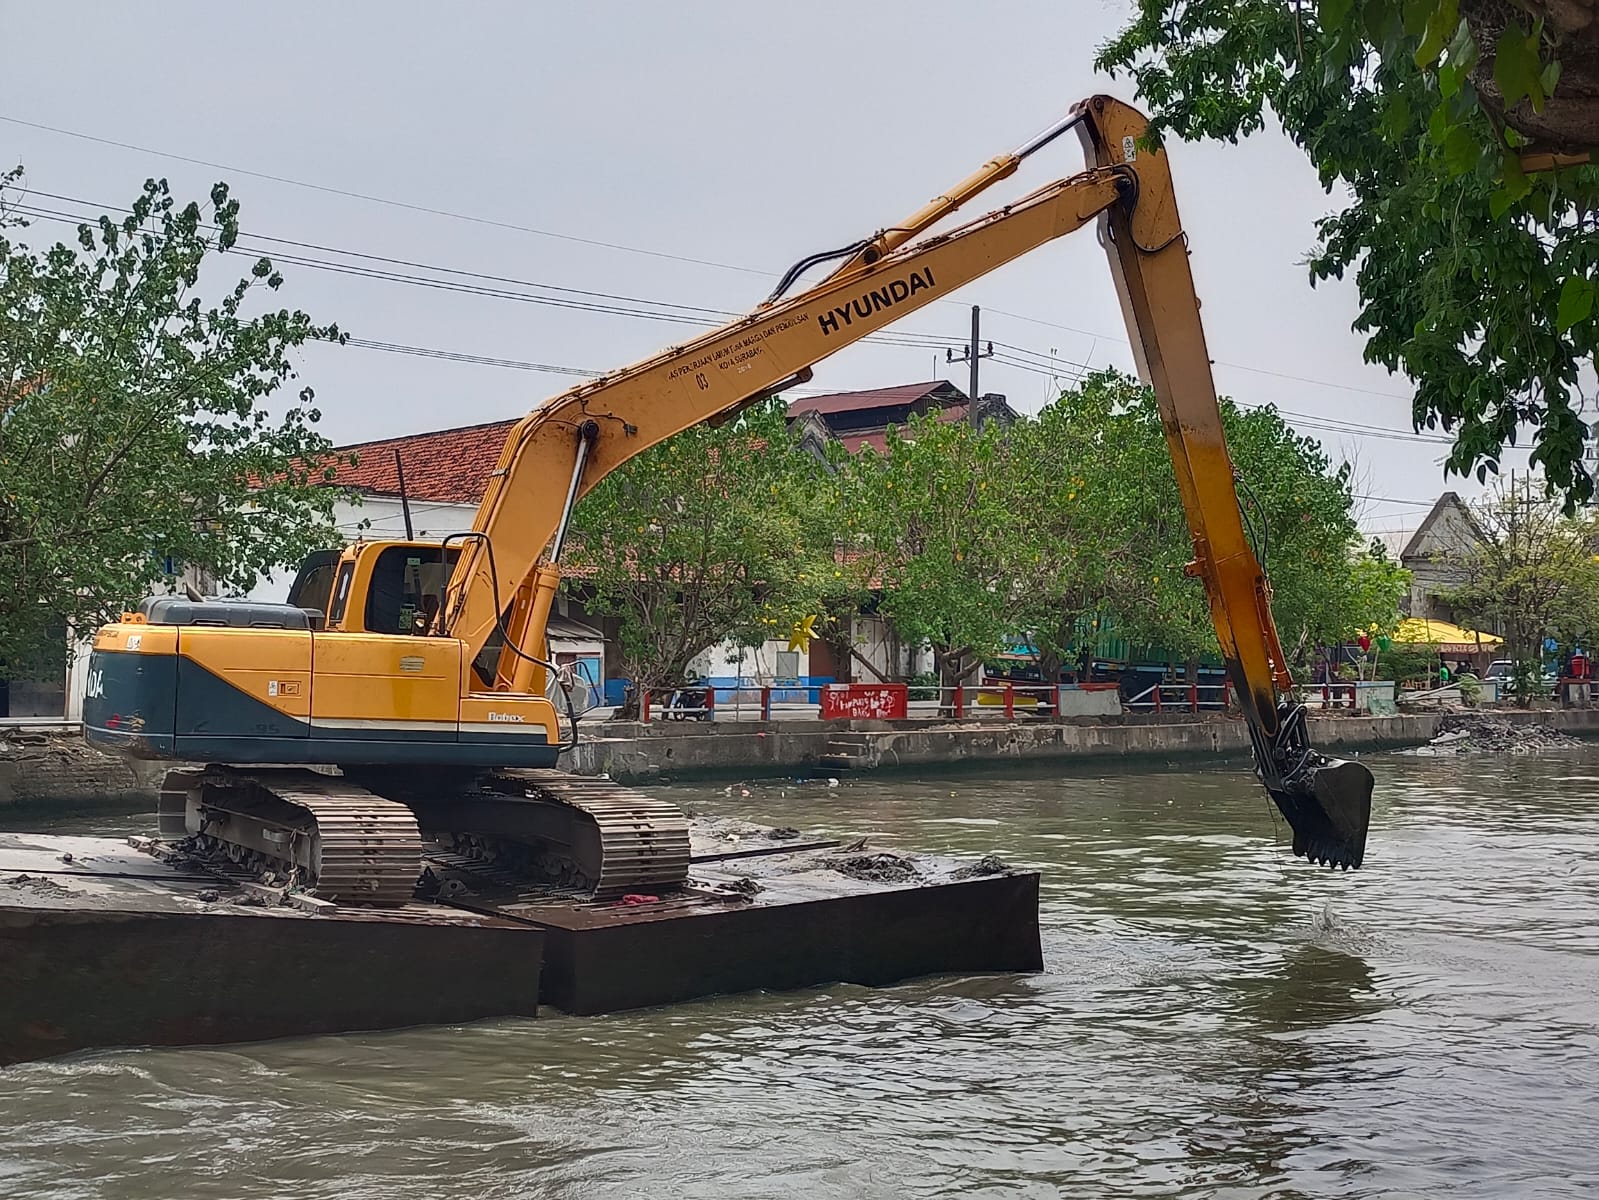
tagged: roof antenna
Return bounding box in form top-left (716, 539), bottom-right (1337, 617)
top-left (394, 448), bottom-right (415, 540)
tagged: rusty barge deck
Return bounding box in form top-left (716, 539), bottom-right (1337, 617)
top-left (0, 820), bottom-right (1042, 1066)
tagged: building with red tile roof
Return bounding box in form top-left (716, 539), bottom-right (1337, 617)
top-left (325, 381), bottom-right (1014, 505)
top-left (785, 380), bottom-right (1016, 455)
top-left (328, 418), bottom-right (516, 506)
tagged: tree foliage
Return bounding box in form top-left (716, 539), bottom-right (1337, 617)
top-left (1099, 0), bottom-right (1599, 509)
top-left (562, 399), bottom-right (833, 703)
top-left (562, 370), bottom-right (1407, 701)
top-left (832, 370), bottom-right (1407, 685)
top-left (1442, 475), bottom-right (1599, 694)
top-left (0, 171), bottom-right (346, 672)
top-left (829, 413), bottom-right (1019, 692)
top-left (1032, 371), bottom-right (1408, 670)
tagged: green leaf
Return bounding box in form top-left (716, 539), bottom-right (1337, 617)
top-left (1381, 94), bottom-right (1413, 140)
top-left (1557, 275), bottom-right (1594, 332)
top-left (1494, 24), bottom-right (1545, 111)
top-left (1320, 0), bottom-right (1353, 31)
top-left (1402, 0), bottom-right (1432, 39)
top-left (1490, 151), bottom-right (1533, 217)
top-left (1540, 59), bottom-right (1562, 97)
top-left (1415, 0), bottom-right (1459, 67)
top-left (1445, 16), bottom-right (1477, 70)
top-left (1428, 102), bottom-right (1449, 145)
top-left (1442, 123), bottom-right (1479, 175)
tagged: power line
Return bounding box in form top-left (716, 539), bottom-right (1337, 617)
top-left (10, 197), bottom-right (973, 356)
top-left (6, 114), bottom-right (1426, 405)
top-left (980, 305), bottom-right (1417, 402)
top-left (0, 114), bottom-right (772, 277)
top-left (9, 192), bottom-right (1462, 449)
top-left (1353, 493), bottom-right (1438, 507)
top-left (340, 338), bottom-right (601, 377)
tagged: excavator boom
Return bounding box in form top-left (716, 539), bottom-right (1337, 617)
top-left (444, 95), bottom-right (1374, 868)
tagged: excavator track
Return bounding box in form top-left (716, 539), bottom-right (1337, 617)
top-left (174, 767), bottom-right (423, 906)
top-left (165, 765), bottom-right (688, 905)
top-left (495, 769), bottom-right (691, 898)
top-left (394, 768), bottom-right (692, 900)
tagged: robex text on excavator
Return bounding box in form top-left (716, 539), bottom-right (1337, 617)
top-left (84, 95), bottom-right (1374, 906)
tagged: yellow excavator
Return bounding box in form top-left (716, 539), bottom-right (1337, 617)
top-left (84, 95), bottom-right (1373, 905)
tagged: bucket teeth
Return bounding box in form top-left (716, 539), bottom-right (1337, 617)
top-left (1270, 756), bottom-right (1374, 870)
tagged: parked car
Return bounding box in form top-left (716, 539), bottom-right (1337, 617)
top-left (1483, 659), bottom-right (1557, 695)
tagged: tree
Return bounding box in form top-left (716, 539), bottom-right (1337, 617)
top-left (561, 399), bottom-right (833, 714)
top-left (0, 171), bottom-right (346, 674)
top-left (1442, 475), bottom-right (1599, 696)
top-left (1099, 0), bottom-right (1599, 509)
top-left (833, 412), bottom-right (1018, 698)
top-left (1030, 371), bottom-right (1408, 676)
top-left (833, 369), bottom-right (1404, 696)
top-left (1003, 374), bottom-right (1182, 682)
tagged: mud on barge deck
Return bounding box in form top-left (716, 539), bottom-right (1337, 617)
top-left (0, 820), bottom-right (1042, 1066)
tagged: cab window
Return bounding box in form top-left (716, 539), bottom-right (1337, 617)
top-left (327, 563), bottom-right (356, 626)
top-left (362, 545), bottom-right (458, 635)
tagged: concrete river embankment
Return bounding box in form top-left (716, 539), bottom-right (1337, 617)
top-left (565, 707), bottom-right (1599, 781)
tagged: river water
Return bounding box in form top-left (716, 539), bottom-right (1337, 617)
top-left (3, 749), bottom-right (1598, 1198)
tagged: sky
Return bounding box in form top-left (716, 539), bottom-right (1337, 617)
top-left (1, 0), bottom-right (1552, 543)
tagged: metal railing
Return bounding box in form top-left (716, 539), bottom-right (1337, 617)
top-left (1122, 680), bottom-right (1231, 713)
top-left (631, 678), bottom-right (1258, 722)
top-left (634, 680), bottom-right (1153, 721)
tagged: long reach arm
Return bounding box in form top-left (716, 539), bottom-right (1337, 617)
top-left (441, 95), bottom-right (1374, 869)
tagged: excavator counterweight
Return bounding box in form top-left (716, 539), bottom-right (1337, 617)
top-left (86, 93), bottom-right (1373, 903)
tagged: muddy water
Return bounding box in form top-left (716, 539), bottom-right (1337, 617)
top-left (4, 750), bottom-right (1599, 1198)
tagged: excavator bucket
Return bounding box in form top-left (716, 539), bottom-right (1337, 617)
top-left (1269, 757), bottom-right (1374, 870)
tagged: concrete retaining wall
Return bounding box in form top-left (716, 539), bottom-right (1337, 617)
top-left (0, 727), bottom-right (168, 808)
top-left (570, 707), bottom-right (1599, 781)
top-left (5, 709), bottom-right (1598, 805)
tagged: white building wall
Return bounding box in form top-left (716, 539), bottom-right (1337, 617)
top-left (691, 638), bottom-right (803, 684)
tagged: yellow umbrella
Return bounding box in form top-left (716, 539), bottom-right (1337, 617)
top-left (1393, 617), bottom-right (1501, 655)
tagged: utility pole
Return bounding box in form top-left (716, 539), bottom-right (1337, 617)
top-left (946, 304), bottom-right (994, 427)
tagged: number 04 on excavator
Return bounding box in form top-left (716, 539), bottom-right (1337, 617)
top-left (84, 95), bottom-right (1374, 906)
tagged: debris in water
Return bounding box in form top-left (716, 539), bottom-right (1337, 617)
top-left (725, 876), bottom-right (763, 896)
top-left (952, 855), bottom-right (1010, 879)
top-left (768, 826), bottom-right (801, 840)
top-left (828, 852), bottom-right (919, 883)
top-left (1420, 714), bottom-right (1582, 755)
top-left (196, 888), bottom-right (220, 903)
